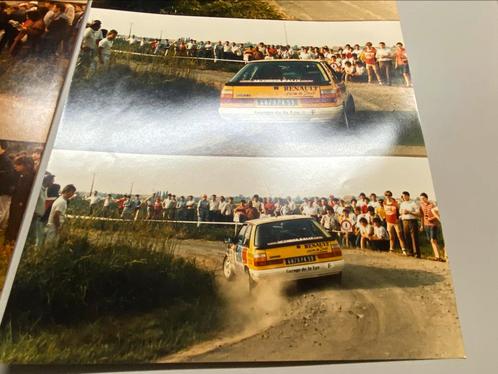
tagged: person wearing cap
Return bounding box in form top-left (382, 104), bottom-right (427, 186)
top-left (77, 19), bottom-right (102, 76)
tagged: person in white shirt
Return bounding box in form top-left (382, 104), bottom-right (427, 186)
top-left (77, 20), bottom-right (102, 76)
top-left (102, 194), bottom-right (112, 217)
top-left (209, 194), bottom-right (220, 221)
top-left (302, 200), bottom-right (319, 220)
top-left (45, 184), bottom-right (76, 244)
top-left (399, 191), bottom-right (421, 257)
top-left (220, 196), bottom-right (233, 221)
top-left (98, 29), bottom-right (117, 66)
top-left (376, 42), bottom-right (393, 85)
top-left (358, 217), bottom-right (373, 249)
top-left (87, 190), bottom-right (101, 215)
top-left (371, 217), bottom-right (389, 251)
top-left (320, 208), bottom-right (338, 233)
top-left (368, 193), bottom-right (381, 209)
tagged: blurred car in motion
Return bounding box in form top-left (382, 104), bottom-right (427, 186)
top-left (223, 216), bottom-right (344, 291)
top-left (219, 60), bottom-right (355, 126)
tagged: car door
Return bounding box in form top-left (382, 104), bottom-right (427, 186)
top-left (234, 225), bottom-right (250, 269)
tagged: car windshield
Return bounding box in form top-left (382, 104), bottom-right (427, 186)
top-left (254, 219), bottom-right (330, 248)
top-left (229, 61), bottom-right (329, 84)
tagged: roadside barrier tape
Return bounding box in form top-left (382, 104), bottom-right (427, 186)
top-left (112, 49), bottom-right (245, 64)
top-left (67, 215), bottom-right (241, 226)
top-left (67, 215), bottom-right (347, 234)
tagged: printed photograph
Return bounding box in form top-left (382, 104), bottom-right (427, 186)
top-left (0, 0), bottom-right (88, 143)
top-left (54, 5), bottom-right (425, 157)
top-left (0, 150), bottom-right (464, 363)
top-left (0, 139), bottom-right (44, 288)
top-left (0, 0), bottom-right (464, 366)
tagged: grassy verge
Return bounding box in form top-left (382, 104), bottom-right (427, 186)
top-left (0, 234), bottom-right (225, 363)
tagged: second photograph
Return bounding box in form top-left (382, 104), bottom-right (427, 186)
top-left (54, 4), bottom-right (425, 158)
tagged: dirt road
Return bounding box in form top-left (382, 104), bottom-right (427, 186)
top-left (57, 65), bottom-right (426, 157)
top-left (160, 241), bottom-right (464, 362)
top-left (272, 0), bottom-right (399, 21)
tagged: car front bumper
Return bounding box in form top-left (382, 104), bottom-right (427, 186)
top-left (250, 259), bottom-right (344, 282)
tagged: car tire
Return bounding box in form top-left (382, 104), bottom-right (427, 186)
top-left (223, 255), bottom-right (235, 281)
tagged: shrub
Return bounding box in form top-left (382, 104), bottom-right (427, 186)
top-left (3, 235), bottom-right (220, 325)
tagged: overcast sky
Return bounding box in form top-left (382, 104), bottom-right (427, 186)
top-left (47, 150), bottom-right (436, 199)
top-left (90, 8), bottom-right (405, 46)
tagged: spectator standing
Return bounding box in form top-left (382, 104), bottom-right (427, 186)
top-left (133, 194), bottom-right (141, 220)
top-left (77, 20), bottom-right (102, 76)
top-left (97, 28), bottom-right (117, 67)
top-left (153, 196), bottom-right (162, 219)
top-left (208, 194), bottom-right (219, 221)
top-left (176, 195), bottom-right (187, 220)
top-left (384, 190), bottom-right (407, 254)
top-left (363, 42), bottom-right (382, 84)
top-left (185, 195), bottom-right (196, 221)
top-left (400, 191), bottom-right (421, 258)
top-left (45, 184), bottom-right (76, 244)
top-left (30, 172), bottom-right (54, 247)
top-left (42, 2), bottom-right (69, 55)
top-left (376, 42), bottom-right (393, 85)
top-left (197, 194), bottom-right (210, 222)
top-left (102, 193), bottom-right (112, 217)
top-left (0, 141), bottom-right (15, 231)
top-left (87, 190), bottom-right (100, 215)
top-left (5, 156), bottom-right (35, 244)
top-left (419, 193), bottom-right (443, 260)
top-left (395, 42), bottom-right (411, 87)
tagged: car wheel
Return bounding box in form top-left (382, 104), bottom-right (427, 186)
top-left (223, 255), bottom-right (235, 281)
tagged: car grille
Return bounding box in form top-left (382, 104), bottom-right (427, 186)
top-left (285, 255), bottom-right (316, 265)
top-left (257, 99), bottom-right (298, 107)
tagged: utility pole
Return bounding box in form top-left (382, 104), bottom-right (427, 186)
top-left (128, 22), bottom-right (133, 38)
top-left (89, 173), bottom-right (96, 195)
top-left (129, 182), bottom-right (134, 196)
top-left (283, 21), bottom-right (289, 45)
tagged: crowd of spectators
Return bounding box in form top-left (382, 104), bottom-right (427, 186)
top-left (123, 36), bottom-right (411, 86)
top-left (76, 19), bottom-right (118, 76)
top-left (76, 189), bottom-right (445, 261)
top-left (0, 140), bottom-right (43, 247)
top-left (0, 1), bottom-right (85, 59)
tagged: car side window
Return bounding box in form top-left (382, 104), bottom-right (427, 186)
top-left (243, 225), bottom-right (252, 246)
top-left (237, 225), bottom-right (247, 244)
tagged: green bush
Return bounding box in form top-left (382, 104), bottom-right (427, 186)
top-left (3, 235), bottom-right (220, 325)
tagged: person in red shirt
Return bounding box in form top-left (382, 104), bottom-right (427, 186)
top-left (395, 42), bottom-right (411, 87)
top-left (419, 193), bottom-right (443, 261)
top-left (383, 190), bottom-right (407, 254)
top-left (263, 197), bottom-right (275, 216)
top-left (363, 42), bottom-right (382, 84)
top-left (245, 201), bottom-right (260, 220)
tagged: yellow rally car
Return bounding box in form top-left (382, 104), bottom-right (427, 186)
top-left (219, 59), bottom-right (355, 126)
top-left (223, 216), bottom-right (344, 290)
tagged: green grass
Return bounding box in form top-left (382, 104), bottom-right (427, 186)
top-left (0, 234), bottom-right (225, 363)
